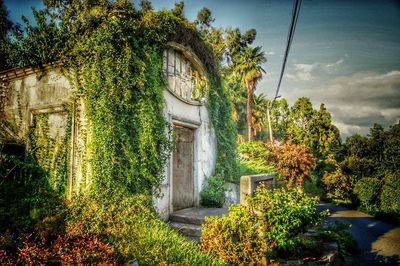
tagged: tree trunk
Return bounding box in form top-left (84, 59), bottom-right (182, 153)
top-left (247, 80), bottom-right (254, 141)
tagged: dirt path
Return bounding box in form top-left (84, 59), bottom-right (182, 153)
top-left (317, 202), bottom-right (400, 265)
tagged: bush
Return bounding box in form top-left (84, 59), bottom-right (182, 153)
top-left (270, 142), bottom-right (315, 188)
top-left (201, 187), bottom-right (325, 264)
top-left (201, 205), bottom-right (266, 265)
top-left (200, 174), bottom-right (226, 207)
top-left (380, 171), bottom-right (400, 215)
top-left (322, 169), bottom-right (357, 202)
top-left (354, 177), bottom-right (381, 213)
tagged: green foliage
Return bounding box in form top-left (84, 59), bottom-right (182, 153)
top-left (354, 177), bottom-right (381, 213)
top-left (287, 98), bottom-right (340, 161)
top-left (0, 126), bottom-right (69, 233)
top-left (237, 141), bottom-right (274, 177)
top-left (247, 187), bottom-right (324, 252)
top-left (380, 171), bottom-right (400, 215)
top-left (29, 112), bottom-right (71, 195)
top-left (302, 179), bottom-right (324, 197)
top-left (316, 221), bottom-right (358, 258)
top-left (0, 0), bottom-right (15, 70)
top-left (208, 75), bottom-right (238, 181)
top-left (2, 1), bottom-right (237, 263)
top-left (201, 187), bottom-right (325, 264)
top-left (200, 174), bottom-right (226, 207)
top-left (336, 121), bottom-right (400, 215)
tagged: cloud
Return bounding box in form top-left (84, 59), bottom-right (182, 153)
top-left (265, 51), bottom-right (275, 56)
top-left (287, 70), bottom-right (400, 138)
top-left (286, 59), bottom-right (344, 81)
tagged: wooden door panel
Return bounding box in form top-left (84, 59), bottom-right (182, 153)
top-left (173, 126), bottom-right (194, 211)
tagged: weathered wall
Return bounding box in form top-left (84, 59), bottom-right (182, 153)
top-left (3, 68), bottom-right (72, 139)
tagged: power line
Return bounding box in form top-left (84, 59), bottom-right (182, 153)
top-left (272, 0), bottom-right (302, 104)
top-left (268, 0), bottom-right (302, 143)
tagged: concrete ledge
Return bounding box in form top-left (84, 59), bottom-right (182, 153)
top-left (240, 174), bottom-right (275, 204)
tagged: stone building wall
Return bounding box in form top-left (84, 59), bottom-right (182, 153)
top-left (1, 44), bottom-right (217, 220)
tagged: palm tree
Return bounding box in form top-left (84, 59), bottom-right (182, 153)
top-left (234, 46), bottom-right (266, 140)
top-left (252, 93), bottom-right (269, 137)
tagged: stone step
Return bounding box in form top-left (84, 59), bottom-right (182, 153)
top-left (169, 207), bottom-right (229, 225)
top-left (169, 222), bottom-right (202, 237)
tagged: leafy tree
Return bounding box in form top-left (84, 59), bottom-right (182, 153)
top-left (0, 0), bottom-right (14, 69)
top-left (383, 122), bottom-right (400, 172)
top-left (344, 134), bottom-right (369, 158)
top-left (172, 1), bottom-right (184, 17)
top-left (287, 97), bottom-right (315, 144)
top-left (234, 46), bottom-right (266, 140)
top-left (139, 0), bottom-right (153, 12)
top-left (195, 7), bottom-right (214, 29)
top-left (269, 98), bottom-right (290, 141)
top-left (308, 103), bottom-right (340, 159)
top-left (11, 8), bottom-right (64, 67)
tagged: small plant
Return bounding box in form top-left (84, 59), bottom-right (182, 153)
top-left (200, 174), bottom-right (226, 207)
top-left (316, 221), bottom-right (358, 258)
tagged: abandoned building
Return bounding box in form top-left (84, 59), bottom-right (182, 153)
top-left (0, 42), bottom-right (218, 220)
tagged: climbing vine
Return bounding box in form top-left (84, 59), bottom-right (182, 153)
top-left (6, 1), bottom-right (237, 196)
top-left (29, 110), bottom-right (71, 195)
top-left (66, 4), bottom-right (237, 194)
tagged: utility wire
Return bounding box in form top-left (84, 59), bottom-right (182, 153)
top-left (272, 0), bottom-right (302, 105)
top-left (268, 0), bottom-right (302, 143)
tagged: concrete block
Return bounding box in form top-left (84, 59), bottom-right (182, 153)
top-left (240, 174), bottom-right (275, 205)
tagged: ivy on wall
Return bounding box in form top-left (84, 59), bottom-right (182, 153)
top-left (6, 2), bottom-right (237, 197)
top-left (29, 111), bottom-right (71, 195)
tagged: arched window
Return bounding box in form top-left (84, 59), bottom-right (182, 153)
top-left (163, 48), bottom-right (206, 103)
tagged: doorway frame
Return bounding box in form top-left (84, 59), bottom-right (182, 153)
top-left (170, 117), bottom-right (200, 213)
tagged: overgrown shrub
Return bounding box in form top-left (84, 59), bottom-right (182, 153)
top-left (380, 171), bottom-right (400, 215)
top-left (270, 141), bottom-right (315, 188)
top-left (201, 186), bottom-right (325, 264)
top-left (200, 174), bottom-right (226, 207)
top-left (354, 177), bottom-right (381, 213)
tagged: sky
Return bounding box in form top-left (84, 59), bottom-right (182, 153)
top-left (5, 0), bottom-right (400, 138)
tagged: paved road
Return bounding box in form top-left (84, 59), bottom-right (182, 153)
top-left (317, 202), bottom-right (400, 265)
